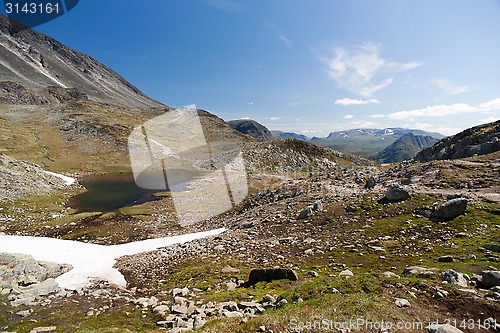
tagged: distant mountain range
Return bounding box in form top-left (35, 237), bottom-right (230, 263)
top-left (271, 131), bottom-right (308, 141)
top-left (375, 133), bottom-right (439, 163)
top-left (228, 118), bottom-right (446, 162)
top-left (310, 128), bottom-right (444, 158)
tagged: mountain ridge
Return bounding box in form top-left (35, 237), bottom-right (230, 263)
top-left (0, 13), bottom-right (163, 109)
top-left (415, 120), bottom-right (500, 161)
top-left (375, 133), bottom-right (439, 163)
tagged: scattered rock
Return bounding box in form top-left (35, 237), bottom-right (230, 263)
top-left (437, 256), bottom-right (454, 263)
top-left (225, 282), bottom-right (237, 291)
top-left (484, 244), bottom-right (500, 253)
top-left (385, 183), bottom-right (411, 202)
top-left (276, 299), bottom-right (288, 308)
top-left (261, 294), bottom-right (277, 304)
top-left (395, 298), bottom-right (410, 308)
top-left (345, 205), bottom-right (357, 213)
top-left (431, 198), bottom-right (468, 221)
top-left (29, 327), bottom-right (57, 333)
top-left (243, 268), bottom-right (298, 287)
top-left (442, 269), bottom-right (468, 287)
top-left (383, 271), bottom-right (400, 279)
top-left (365, 176), bottom-right (376, 189)
top-left (298, 206), bottom-right (314, 219)
top-left (403, 266), bottom-right (433, 276)
top-left (313, 200), bottom-right (323, 212)
top-left (16, 309), bottom-right (33, 317)
top-left (221, 266), bottom-right (241, 274)
top-left (171, 287), bottom-right (189, 297)
top-left (153, 305), bottom-right (170, 317)
top-left (339, 270), bottom-right (354, 277)
top-left (241, 221), bottom-right (254, 229)
top-left (479, 271), bottom-right (500, 289)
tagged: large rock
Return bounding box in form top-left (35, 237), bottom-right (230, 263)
top-left (385, 184), bottom-right (411, 201)
top-left (442, 269), bottom-right (468, 287)
top-left (0, 253), bottom-right (72, 283)
top-left (431, 198), bottom-right (468, 221)
top-left (479, 271), bottom-right (500, 289)
top-left (403, 266), bottom-right (432, 276)
top-left (365, 176), bottom-right (376, 189)
top-left (298, 206), bottom-right (314, 219)
top-left (243, 268), bottom-right (298, 287)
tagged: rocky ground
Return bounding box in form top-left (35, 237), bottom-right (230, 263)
top-left (0, 149), bottom-right (499, 332)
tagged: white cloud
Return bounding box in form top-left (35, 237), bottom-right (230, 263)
top-left (270, 117), bottom-right (280, 121)
top-left (343, 114), bottom-right (354, 119)
top-left (241, 116), bottom-right (250, 120)
top-left (371, 97), bottom-right (500, 120)
top-left (335, 98), bottom-right (381, 106)
top-left (433, 79), bottom-right (470, 95)
top-left (278, 35), bottom-right (293, 48)
top-left (479, 98), bottom-right (500, 110)
top-left (247, 101), bottom-right (254, 105)
top-left (301, 130), bottom-right (319, 133)
top-left (351, 120), bottom-right (377, 128)
top-left (481, 116), bottom-right (499, 124)
top-left (323, 41), bottom-right (422, 97)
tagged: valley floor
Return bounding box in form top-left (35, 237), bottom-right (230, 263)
top-left (1, 152), bottom-right (499, 332)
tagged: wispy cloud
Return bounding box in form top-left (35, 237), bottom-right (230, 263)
top-left (206, 0), bottom-right (243, 12)
top-left (278, 35), bottom-right (293, 48)
top-left (287, 95), bottom-right (311, 107)
top-left (433, 79), bottom-right (470, 95)
top-left (335, 98), bottom-right (381, 106)
top-left (261, 23), bottom-right (293, 49)
top-left (323, 41), bottom-right (422, 97)
top-left (351, 120), bottom-right (377, 128)
top-left (270, 117), bottom-right (280, 121)
top-left (343, 114), bottom-right (354, 119)
top-left (371, 97), bottom-right (500, 120)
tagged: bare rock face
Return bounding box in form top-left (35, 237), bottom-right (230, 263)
top-left (243, 268), bottom-right (298, 287)
top-left (431, 198), bottom-right (468, 221)
top-left (0, 13), bottom-right (163, 109)
top-left (416, 120), bottom-right (500, 161)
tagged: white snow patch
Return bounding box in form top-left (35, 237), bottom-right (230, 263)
top-left (43, 171), bottom-right (76, 185)
top-left (0, 228), bottom-right (226, 290)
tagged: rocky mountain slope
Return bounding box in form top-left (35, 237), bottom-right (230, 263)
top-left (415, 120), bottom-right (500, 162)
top-left (0, 14), bottom-right (162, 109)
top-left (376, 133), bottom-right (439, 163)
top-left (227, 119), bottom-right (273, 141)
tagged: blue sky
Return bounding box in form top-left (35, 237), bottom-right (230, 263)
top-left (3, 0), bottom-right (500, 136)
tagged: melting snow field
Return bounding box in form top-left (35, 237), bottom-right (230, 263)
top-left (43, 170), bottom-right (76, 186)
top-left (0, 228), bottom-right (226, 290)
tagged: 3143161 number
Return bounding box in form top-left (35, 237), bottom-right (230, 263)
top-left (5, 2), bottom-right (60, 14)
